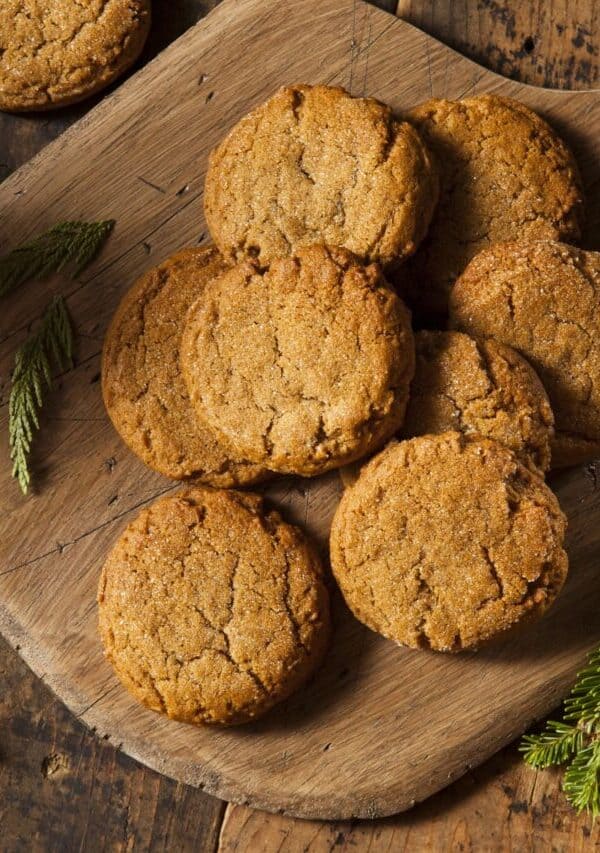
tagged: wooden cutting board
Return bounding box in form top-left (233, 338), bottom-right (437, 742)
top-left (2, 0), bottom-right (600, 822)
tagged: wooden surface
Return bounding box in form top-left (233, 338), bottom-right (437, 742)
top-left (3, 0), bottom-right (600, 820)
top-left (397, 0), bottom-right (600, 90)
top-left (1, 0), bottom-right (600, 848)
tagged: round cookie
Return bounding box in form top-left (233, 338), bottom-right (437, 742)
top-left (450, 240), bottom-right (600, 468)
top-left (330, 433), bottom-right (568, 652)
top-left (0, 0), bottom-right (151, 112)
top-left (98, 487), bottom-right (331, 725)
top-left (181, 245), bottom-right (416, 477)
top-left (400, 330), bottom-right (554, 473)
top-left (204, 83), bottom-right (439, 268)
top-left (102, 246), bottom-right (268, 486)
top-left (398, 94), bottom-right (584, 318)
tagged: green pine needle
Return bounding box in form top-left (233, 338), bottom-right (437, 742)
top-left (520, 647), bottom-right (600, 818)
top-left (565, 649), bottom-right (600, 730)
top-left (9, 296), bottom-right (73, 494)
top-left (4, 217), bottom-right (115, 493)
top-left (0, 219), bottom-right (115, 298)
top-left (564, 740), bottom-right (600, 818)
top-left (520, 721), bottom-right (584, 769)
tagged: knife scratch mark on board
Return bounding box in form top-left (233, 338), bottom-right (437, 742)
top-left (425, 38), bottom-right (434, 97)
top-left (137, 176), bottom-right (167, 195)
top-left (362, 17), bottom-right (373, 95)
top-left (0, 483), bottom-right (177, 579)
top-left (328, 16), bottom-right (397, 89)
top-left (456, 70), bottom-right (487, 100)
top-left (349, 0), bottom-right (358, 92)
top-left (76, 685), bottom-right (120, 719)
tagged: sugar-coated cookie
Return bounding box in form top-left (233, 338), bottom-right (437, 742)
top-left (0, 0), bottom-right (151, 111)
top-left (98, 487), bottom-right (331, 725)
top-left (451, 240), bottom-right (600, 467)
top-left (205, 83), bottom-right (439, 268)
top-left (399, 95), bottom-right (584, 317)
top-left (102, 247), bottom-right (269, 485)
top-left (331, 433), bottom-right (568, 652)
top-left (181, 245), bottom-right (415, 477)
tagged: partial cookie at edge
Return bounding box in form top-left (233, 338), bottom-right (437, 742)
top-left (0, 0), bottom-right (151, 111)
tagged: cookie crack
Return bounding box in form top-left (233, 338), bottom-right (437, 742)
top-left (278, 542), bottom-right (309, 655)
top-left (480, 544), bottom-right (504, 600)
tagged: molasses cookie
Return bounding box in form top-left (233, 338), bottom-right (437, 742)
top-left (450, 240), bottom-right (600, 467)
top-left (102, 247), bottom-right (268, 485)
top-left (400, 330), bottom-right (554, 473)
top-left (0, 0), bottom-right (151, 111)
top-left (400, 95), bottom-right (584, 317)
top-left (181, 245), bottom-right (415, 477)
top-left (330, 433), bottom-right (568, 652)
top-left (204, 83), bottom-right (439, 268)
top-left (98, 487), bottom-right (331, 725)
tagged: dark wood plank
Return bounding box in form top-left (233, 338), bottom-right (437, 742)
top-left (1, 0), bottom-right (599, 850)
top-left (396, 0), bottom-right (600, 89)
top-left (219, 748), bottom-right (599, 851)
top-left (0, 634), bottom-right (225, 853)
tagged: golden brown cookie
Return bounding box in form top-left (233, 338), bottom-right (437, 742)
top-left (102, 247), bottom-right (268, 485)
top-left (98, 487), bottom-right (330, 725)
top-left (398, 95), bottom-right (584, 318)
top-left (0, 0), bottom-right (151, 111)
top-left (204, 83), bottom-right (439, 268)
top-left (330, 433), bottom-right (568, 652)
top-left (181, 245), bottom-right (415, 477)
top-left (450, 240), bottom-right (600, 468)
top-left (400, 330), bottom-right (554, 473)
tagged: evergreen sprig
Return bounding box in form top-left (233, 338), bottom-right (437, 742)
top-left (5, 217), bottom-right (115, 493)
top-left (9, 296), bottom-right (74, 494)
top-left (565, 649), bottom-right (600, 729)
top-left (563, 741), bottom-right (600, 818)
top-left (520, 720), bottom-right (584, 768)
top-left (0, 219), bottom-right (115, 298)
top-left (520, 648), bottom-right (600, 817)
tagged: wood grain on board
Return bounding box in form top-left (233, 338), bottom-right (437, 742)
top-left (2, 0), bottom-right (600, 838)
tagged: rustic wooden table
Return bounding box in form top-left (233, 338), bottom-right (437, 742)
top-left (1, 2), bottom-right (599, 850)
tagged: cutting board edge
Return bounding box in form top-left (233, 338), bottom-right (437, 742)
top-left (0, 589), bottom-right (582, 821)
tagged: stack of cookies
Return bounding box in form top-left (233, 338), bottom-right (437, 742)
top-left (99, 83), bottom-right (595, 726)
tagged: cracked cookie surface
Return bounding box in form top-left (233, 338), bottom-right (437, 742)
top-left (401, 330), bottom-right (554, 473)
top-left (204, 83), bottom-right (439, 268)
top-left (330, 433), bottom-right (568, 652)
top-left (450, 240), bottom-right (600, 467)
top-left (0, 0), bottom-right (151, 111)
top-left (180, 245), bottom-right (415, 477)
top-left (98, 487), bottom-right (331, 725)
top-left (398, 95), bottom-right (584, 318)
top-left (102, 246), bottom-right (268, 485)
